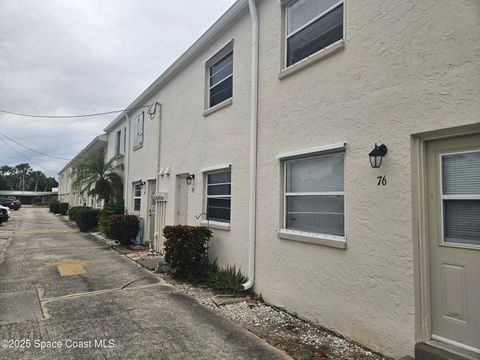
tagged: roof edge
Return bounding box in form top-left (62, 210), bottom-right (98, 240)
top-left (58, 134), bottom-right (107, 174)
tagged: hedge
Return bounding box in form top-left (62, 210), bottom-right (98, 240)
top-left (59, 202), bottom-right (69, 216)
top-left (68, 206), bottom-right (92, 222)
top-left (75, 208), bottom-right (100, 232)
top-left (49, 200), bottom-right (60, 214)
top-left (163, 225), bottom-right (213, 279)
top-left (98, 201), bottom-right (124, 236)
top-left (107, 214), bottom-right (139, 246)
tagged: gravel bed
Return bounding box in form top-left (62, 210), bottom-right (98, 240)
top-left (161, 276), bottom-right (391, 360)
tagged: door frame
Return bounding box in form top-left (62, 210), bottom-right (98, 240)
top-left (146, 178), bottom-right (157, 244)
top-left (411, 124), bottom-right (480, 346)
top-left (175, 173), bottom-right (189, 225)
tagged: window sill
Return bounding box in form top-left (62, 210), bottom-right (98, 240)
top-left (278, 39), bottom-right (345, 80)
top-left (133, 144), bottom-right (143, 151)
top-left (203, 98), bottom-right (232, 117)
top-left (200, 220), bottom-right (230, 231)
top-left (278, 229), bottom-right (346, 249)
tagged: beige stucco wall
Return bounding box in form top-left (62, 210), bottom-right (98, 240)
top-left (95, 0), bottom-right (479, 358)
top-left (252, 0), bottom-right (480, 358)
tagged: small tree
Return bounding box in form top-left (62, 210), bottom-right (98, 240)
top-left (73, 152), bottom-right (123, 204)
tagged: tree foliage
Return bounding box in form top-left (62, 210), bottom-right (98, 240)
top-left (72, 152), bottom-right (123, 203)
top-left (0, 163), bottom-right (58, 191)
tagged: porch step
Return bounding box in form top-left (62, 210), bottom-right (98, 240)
top-left (415, 342), bottom-right (479, 360)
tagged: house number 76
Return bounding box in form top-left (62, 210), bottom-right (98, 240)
top-left (377, 176), bottom-right (387, 186)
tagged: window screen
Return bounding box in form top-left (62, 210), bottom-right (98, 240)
top-left (285, 153), bottom-right (344, 236)
top-left (209, 52), bottom-right (233, 108)
top-left (286, 0), bottom-right (343, 67)
top-left (206, 170), bottom-right (231, 223)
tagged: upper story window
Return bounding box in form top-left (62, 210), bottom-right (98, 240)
top-left (115, 127), bottom-right (127, 156)
top-left (284, 152), bottom-right (345, 237)
top-left (206, 169), bottom-right (231, 223)
top-left (115, 129), bottom-right (122, 155)
top-left (206, 42), bottom-right (233, 110)
top-left (285, 0), bottom-right (344, 67)
top-left (133, 112), bottom-right (144, 149)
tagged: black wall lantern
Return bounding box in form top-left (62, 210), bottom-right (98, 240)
top-left (186, 173), bottom-right (195, 185)
top-left (369, 143), bottom-right (388, 168)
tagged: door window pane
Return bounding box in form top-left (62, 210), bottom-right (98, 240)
top-left (444, 200), bottom-right (480, 246)
top-left (286, 195), bottom-right (344, 236)
top-left (442, 151), bottom-right (480, 195)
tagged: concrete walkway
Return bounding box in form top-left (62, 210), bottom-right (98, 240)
top-left (0, 208), bottom-right (288, 360)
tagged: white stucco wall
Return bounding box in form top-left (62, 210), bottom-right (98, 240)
top-left (126, 11), bottom-right (254, 268)
top-left (252, 0), bottom-right (480, 358)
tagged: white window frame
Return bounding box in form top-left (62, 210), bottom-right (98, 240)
top-left (203, 167), bottom-right (232, 229)
top-left (204, 41), bottom-right (234, 113)
top-left (133, 112), bottom-right (144, 149)
top-left (439, 149), bottom-right (480, 250)
top-left (283, 0), bottom-right (345, 70)
top-left (133, 184), bottom-right (142, 212)
top-left (278, 144), bottom-right (347, 248)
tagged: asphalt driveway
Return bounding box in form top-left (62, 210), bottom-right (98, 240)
top-left (0, 208), bottom-right (288, 360)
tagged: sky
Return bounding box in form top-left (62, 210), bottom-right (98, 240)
top-left (0, 0), bottom-right (237, 178)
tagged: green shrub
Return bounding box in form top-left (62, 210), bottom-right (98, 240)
top-left (68, 206), bottom-right (91, 222)
top-left (98, 201), bottom-right (124, 235)
top-left (75, 208), bottom-right (100, 232)
top-left (49, 200), bottom-right (60, 214)
top-left (59, 202), bottom-right (69, 215)
top-left (107, 214), bottom-right (139, 246)
top-left (163, 225), bottom-right (213, 280)
top-left (208, 264), bottom-right (248, 294)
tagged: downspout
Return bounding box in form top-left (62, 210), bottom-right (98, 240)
top-left (154, 103), bottom-right (163, 253)
top-left (124, 114), bottom-right (131, 211)
top-left (243, 0), bottom-right (259, 290)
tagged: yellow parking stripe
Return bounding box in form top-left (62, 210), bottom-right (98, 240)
top-left (46, 259), bottom-right (88, 276)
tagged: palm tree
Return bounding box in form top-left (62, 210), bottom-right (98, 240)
top-left (73, 152), bottom-right (123, 203)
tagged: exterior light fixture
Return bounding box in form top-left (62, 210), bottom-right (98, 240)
top-left (186, 174), bottom-right (195, 185)
top-left (369, 143), bottom-right (388, 168)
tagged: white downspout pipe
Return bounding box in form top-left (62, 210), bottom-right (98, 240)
top-left (124, 114), bottom-right (131, 211)
top-left (154, 103), bottom-right (163, 254)
top-left (243, 0), bottom-right (259, 290)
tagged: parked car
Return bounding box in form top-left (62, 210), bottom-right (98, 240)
top-left (0, 204), bottom-right (11, 220)
top-left (0, 206), bottom-right (8, 224)
top-left (0, 197), bottom-right (21, 210)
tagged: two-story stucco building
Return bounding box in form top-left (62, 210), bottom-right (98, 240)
top-left (58, 134), bottom-right (107, 207)
top-left (61, 0), bottom-right (480, 358)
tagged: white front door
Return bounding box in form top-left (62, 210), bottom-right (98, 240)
top-left (426, 134), bottom-right (480, 352)
top-left (176, 175), bottom-right (188, 225)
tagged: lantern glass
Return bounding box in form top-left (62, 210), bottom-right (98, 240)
top-left (368, 143), bottom-right (388, 168)
top-left (369, 155), bottom-right (382, 168)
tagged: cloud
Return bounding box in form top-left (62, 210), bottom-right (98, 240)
top-left (0, 0), bottom-right (236, 177)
